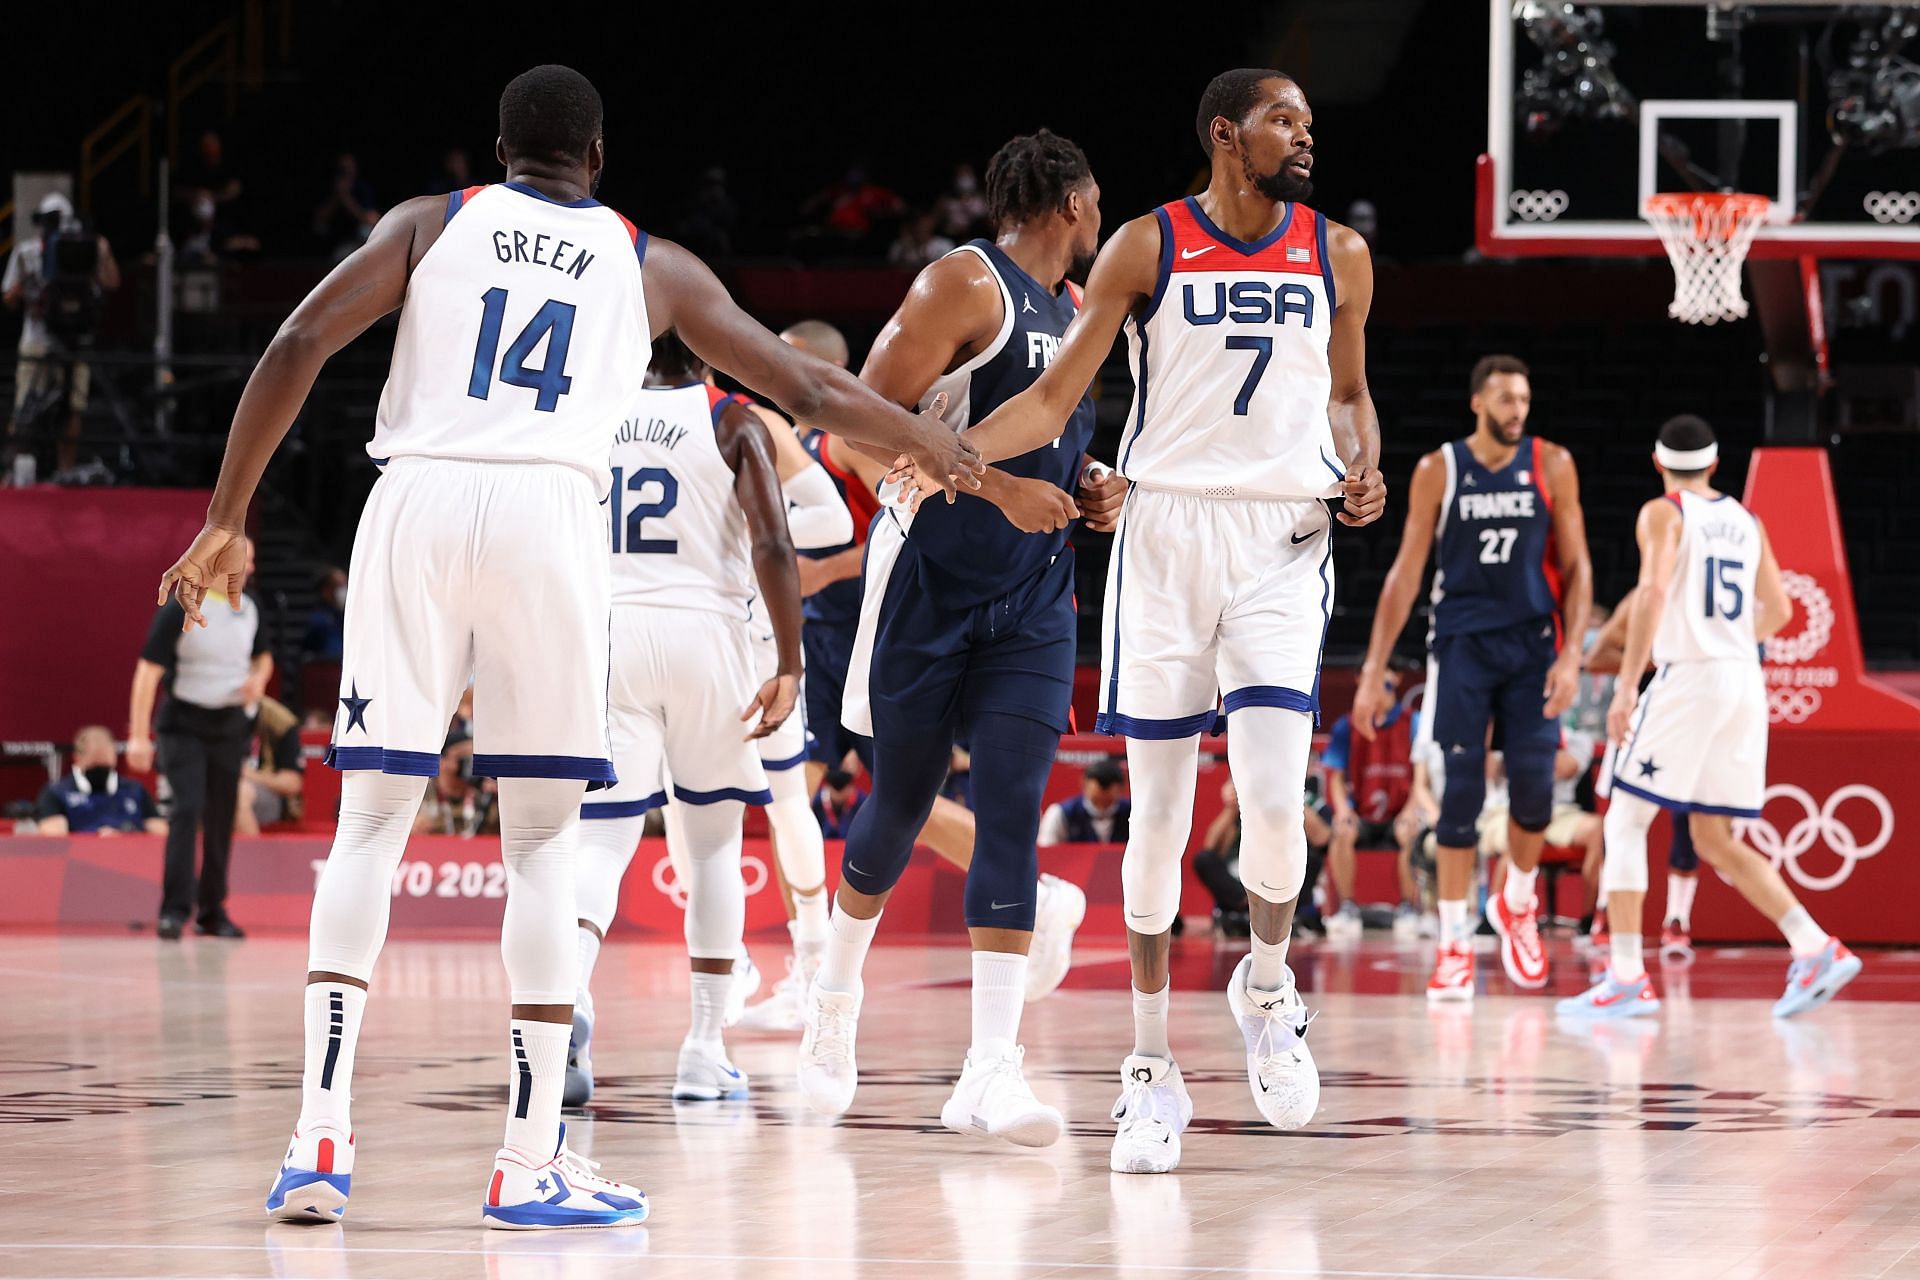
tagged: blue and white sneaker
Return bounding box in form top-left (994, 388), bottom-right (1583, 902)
top-left (265, 1124), bottom-right (353, 1222)
top-left (481, 1123), bottom-right (648, 1230)
top-left (1556, 971), bottom-right (1661, 1019)
top-left (672, 1038), bottom-right (749, 1101)
top-left (1773, 939), bottom-right (1863, 1018)
top-left (564, 1008), bottom-right (594, 1108)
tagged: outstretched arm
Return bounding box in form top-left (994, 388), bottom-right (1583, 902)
top-left (1325, 222), bottom-right (1387, 527)
top-left (1541, 442), bottom-right (1593, 717)
top-left (158, 197), bottom-right (443, 626)
top-left (644, 238), bottom-right (980, 494)
top-left (1607, 498), bottom-right (1683, 741)
top-left (963, 214), bottom-right (1160, 464)
top-left (716, 401), bottom-right (802, 739)
top-left (1352, 451), bottom-right (1444, 739)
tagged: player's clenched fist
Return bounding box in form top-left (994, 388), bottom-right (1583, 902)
top-left (1337, 464), bottom-right (1387, 527)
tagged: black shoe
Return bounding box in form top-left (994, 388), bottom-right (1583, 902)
top-left (196, 917), bottom-right (246, 939)
top-left (157, 915), bottom-right (185, 940)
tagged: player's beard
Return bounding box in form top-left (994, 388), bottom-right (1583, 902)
top-left (1070, 247), bottom-right (1096, 279)
top-left (1249, 156), bottom-right (1313, 203)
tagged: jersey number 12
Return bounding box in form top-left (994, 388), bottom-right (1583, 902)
top-left (468, 288), bottom-right (575, 412)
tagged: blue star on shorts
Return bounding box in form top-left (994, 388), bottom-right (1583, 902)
top-left (1637, 757), bottom-right (1661, 780)
top-left (339, 683), bottom-right (372, 734)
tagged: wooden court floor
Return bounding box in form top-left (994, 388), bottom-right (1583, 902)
top-left (5, 932), bottom-right (1920, 1279)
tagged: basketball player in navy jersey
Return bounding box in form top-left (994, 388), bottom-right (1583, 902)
top-left (1352, 355), bottom-right (1593, 1001)
top-left (157, 65), bottom-right (978, 1229)
top-left (797, 130), bottom-right (1111, 1144)
top-left (927, 71), bottom-right (1388, 1174)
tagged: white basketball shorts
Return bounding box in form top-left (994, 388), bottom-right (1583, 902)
top-left (583, 605), bottom-right (772, 821)
top-left (1608, 660), bottom-right (1767, 817)
top-left (325, 457), bottom-right (614, 782)
top-left (1097, 486), bottom-right (1334, 738)
top-left (748, 599), bottom-right (812, 776)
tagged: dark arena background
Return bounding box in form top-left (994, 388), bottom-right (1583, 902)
top-left (5, 3), bottom-right (1920, 1277)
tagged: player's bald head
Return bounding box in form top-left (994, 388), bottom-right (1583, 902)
top-left (780, 320), bottom-right (849, 369)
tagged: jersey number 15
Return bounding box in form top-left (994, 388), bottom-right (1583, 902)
top-left (1703, 556), bottom-right (1744, 620)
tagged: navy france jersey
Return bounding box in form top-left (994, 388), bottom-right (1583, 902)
top-left (1431, 436), bottom-right (1563, 639)
top-left (801, 431), bottom-right (881, 627)
top-left (880, 239), bottom-right (1097, 604)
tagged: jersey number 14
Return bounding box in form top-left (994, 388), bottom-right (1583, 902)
top-left (467, 288), bottom-right (575, 412)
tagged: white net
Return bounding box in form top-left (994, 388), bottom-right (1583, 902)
top-left (1644, 193), bottom-right (1771, 325)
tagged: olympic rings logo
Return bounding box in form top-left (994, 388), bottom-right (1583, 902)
top-left (1864, 191), bottom-right (1920, 225)
top-left (1765, 571), bottom-right (1835, 666)
top-left (1768, 687), bottom-right (1823, 724)
top-left (651, 853), bottom-right (771, 908)
top-left (1736, 784), bottom-right (1894, 892)
top-left (1508, 189), bottom-right (1570, 222)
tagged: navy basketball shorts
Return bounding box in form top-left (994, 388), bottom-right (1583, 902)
top-left (1426, 618), bottom-right (1562, 760)
top-left (801, 618), bottom-right (871, 770)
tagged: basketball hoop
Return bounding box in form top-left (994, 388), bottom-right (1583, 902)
top-left (1644, 192), bottom-right (1771, 325)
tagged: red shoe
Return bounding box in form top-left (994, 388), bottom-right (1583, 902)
top-left (1426, 943), bottom-right (1475, 1003)
top-left (1660, 922), bottom-right (1694, 966)
top-left (1589, 918), bottom-right (1610, 953)
top-left (1489, 893), bottom-right (1550, 990)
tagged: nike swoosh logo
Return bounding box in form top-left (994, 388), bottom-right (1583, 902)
top-left (1259, 881), bottom-right (1285, 893)
top-left (1592, 987), bottom-right (1634, 1007)
top-left (1291, 530), bottom-right (1317, 544)
top-left (1128, 910), bottom-right (1156, 920)
top-left (990, 900), bottom-right (1023, 911)
top-left (1180, 246), bottom-right (1217, 260)
top-left (847, 862), bottom-right (870, 876)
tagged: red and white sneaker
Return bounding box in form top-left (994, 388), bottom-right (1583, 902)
top-left (265, 1123), bottom-right (354, 1222)
top-left (1660, 922), bottom-right (1694, 964)
top-left (1489, 893), bottom-right (1550, 989)
top-left (1426, 943), bottom-right (1475, 1002)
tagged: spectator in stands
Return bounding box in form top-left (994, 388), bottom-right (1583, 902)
top-left (128, 536), bottom-right (269, 940)
top-left (428, 147), bottom-right (472, 195)
top-left (933, 162), bottom-right (990, 241)
top-left (416, 688), bottom-right (495, 836)
top-left (312, 153), bottom-right (381, 263)
top-left (675, 166), bottom-right (738, 261)
top-left (1321, 664), bottom-right (1432, 938)
top-left (1193, 779), bottom-right (1248, 935)
top-left (887, 209), bottom-right (955, 269)
top-left (798, 164), bottom-right (903, 254)
top-left (303, 566), bottom-right (348, 662)
top-left (1038, 759), bottom-right (1131, 846)
top-left (236, 696), bottom-right (304, 834)
top-left (813, 768), bottom-right (867, 839)
top-left (31, 726), bottom-right (166, 836)
top-left (178, 130), bottom-right (258, 258)
top-left (3, 192), bottom-right (120, 483)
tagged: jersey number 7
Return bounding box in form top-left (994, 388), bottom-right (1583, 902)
top-left (467, 287), bottom-right (575, 412)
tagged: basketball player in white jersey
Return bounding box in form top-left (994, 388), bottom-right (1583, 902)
top-left (1559, 414), bottom-right (1862, 1019)
top-left (921, 70), bottom-right (1387, 1173)
top-left (569, 332), bottom-right (805, 1107)
top-left (155, 66), bottom-right (977, 1229)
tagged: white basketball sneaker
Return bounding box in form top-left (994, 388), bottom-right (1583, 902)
top-left (1108, 1055), bottom-right (1194, 1175)
top-left (672, 1038), bottom-right (749, 1101)
top-left (797, 982), bottom-right (861, 1115)
top-left (265, 1123), bottom-right (354, 1222)
top-left (723, 953), bottom-right (761, 1028)
top-left (563, 1007), bottom-right (594, 1108)
top-left (939, 1045), bottom-right (1063, 1148)
top-left (738, 936), bottom-right (823, 1032)
top-left (1226, 954), bottom-right (1320, 1130)
top-left (1026, 874), bottom-right (1087, 1002)
top-left (481, 1123), bottom-right (648, 1230)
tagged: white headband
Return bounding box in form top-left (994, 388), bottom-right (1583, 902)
top-left (1655, 441), bottom-right (1718, 471)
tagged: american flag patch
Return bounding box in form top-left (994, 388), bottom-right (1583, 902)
top-left (1286, 246), bottom-right (1311, 263)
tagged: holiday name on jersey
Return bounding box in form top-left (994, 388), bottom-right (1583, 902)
top-left (613, 416), bottom-right (688, 450)
top-left (490, 228), bottom-right (597, 279)
top-left (1457, 490), bottom-right (1536, 521)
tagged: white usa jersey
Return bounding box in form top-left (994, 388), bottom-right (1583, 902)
top-left (608, 382), bottom-right (754, 619)
top-left (1654, 489), bottom-right (1762, 665)
top-left (369, 182), bottom-right (651, 496)
top-left (1117, 197), bottom-right (1344, 500)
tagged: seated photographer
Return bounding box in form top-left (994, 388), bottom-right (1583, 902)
top-left (3, 193), bottom-right (119, 482)
top-left (32, 726), bottom-right (166, 836)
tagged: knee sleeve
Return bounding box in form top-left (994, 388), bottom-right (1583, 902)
top-left (840, 727), bottom-right (952, 899)
top-left (1119, 736), bottom-right (1200, 935)
top-left (960, 711), bottom-right (1056, 931)
top-left (498, 777), bottom-right (587, 1005)
top-left (1601, 793), bottom-right (1658, 896)
top-left (1226, 707), bottom-right (1312, 905)
top-left (676, 800), bottom-right (746, 960)
top-left (1667, 812), bottom-right (1699, 872)
top-left (575, 811), bottom-right (646, 936)
top-left (308, 771), bottom-right (426, 981)
top-left (1504, 746), bottom-right (1556, 831)
top-left (1436, 747), bottom-right (1488, 849)
top-left (765, 777), bottom-right (826, 893)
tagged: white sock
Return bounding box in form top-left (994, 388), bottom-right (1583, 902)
top-left (1438, 898), bottom-right (1470, 948)
top-left (1132, 982), bottom-right (1171, 1059)
top-left (970, 950), bottom-right (1027, 1060)
top-left (1610, 933), bottom-right (1646, 983)
top-left (1249, 929), bottom-right (1291, 992)
top-left (689, 971), bottom-right (731, 1044)
top-left (792, 887), bottom-right (830, 951)
top-left (503, 1018), bottom-right (569, 1158)
top-left (298, 983), bottom-right (366, 1131)
top-left (575, 927), bottom-right (602, 1015)
top-left (816, 902), bottom-right (881, 998)
top-left (1502, 865), bottom-right (1538, 913)
top-left (1666, 874), bottom-right (1697, 930)
top-left (1778, 905), bottom-right (1830, 958)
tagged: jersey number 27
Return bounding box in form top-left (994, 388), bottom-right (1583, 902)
top-left (468, 288), bottom-right (575, 412)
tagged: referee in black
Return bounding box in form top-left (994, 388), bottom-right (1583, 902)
top-left (127, 537), bottom-right (272, 939)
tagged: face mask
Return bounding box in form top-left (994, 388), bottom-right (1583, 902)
top-left (84, 766), bottom-right (114, 792)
